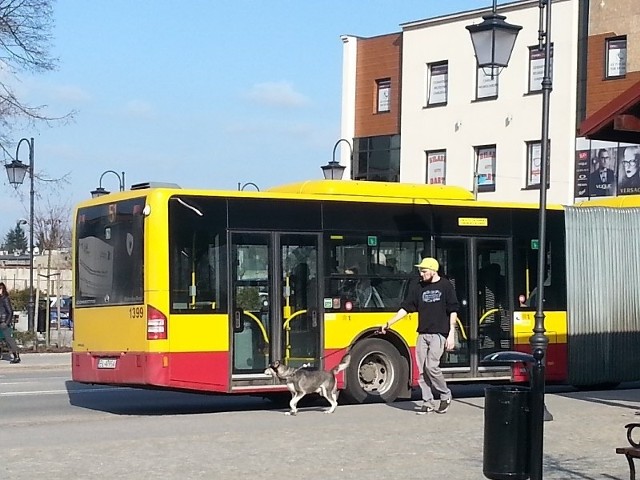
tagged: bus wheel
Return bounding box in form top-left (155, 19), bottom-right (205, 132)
top-left (343, 338), bottom-right (407, 404)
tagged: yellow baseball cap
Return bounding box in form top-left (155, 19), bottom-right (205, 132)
top-left (415, 257), bottom-right (439, 271)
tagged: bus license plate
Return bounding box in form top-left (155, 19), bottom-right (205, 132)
top-left (97, 358), bottom-right (117, 369)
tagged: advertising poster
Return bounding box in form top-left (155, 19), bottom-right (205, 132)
top-left (618, 145), bottom-right (640, 195)
top-left (427, 151), bottom-right (446, 184)
top-left (574, 150), bottom-right (589, 198)
top-left (529, 45), bottom-right (553, 92)
top-left (477, 147), bottom-right (496, 192)
top-left (527, 142), bottom-right (541, 186)
top-left (477, 68), bottom-right (498, 99)
top-left (573, 140), bottom-right (640, 199)
top-left (607, 38), bottom-right (627, 77)
top-left (588, 146), bottom-right (616, 197)
top-left (428, 64), bottom-right (448, 105)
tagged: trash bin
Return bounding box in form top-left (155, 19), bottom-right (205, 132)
top-left (483, 385), bottom-right (531, 480)
top-left (37, 307), bottom-right (47, 333)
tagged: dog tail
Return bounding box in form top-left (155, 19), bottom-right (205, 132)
top-left (332, 353), bottom-right (351, 374)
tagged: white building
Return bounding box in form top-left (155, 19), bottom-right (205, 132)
top-left (340, 0), bottom-right (582, 205)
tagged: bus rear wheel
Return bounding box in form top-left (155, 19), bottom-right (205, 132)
top-left (343, 338), bottom-right (407, 404)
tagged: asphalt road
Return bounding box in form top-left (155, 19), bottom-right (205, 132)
top-left (1, 361), bottom-right (639, 479)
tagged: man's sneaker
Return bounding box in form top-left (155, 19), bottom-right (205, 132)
top-left (417, 403), bottom-right (435, 415)
top-left (435, 399), bottom-right (451, 414)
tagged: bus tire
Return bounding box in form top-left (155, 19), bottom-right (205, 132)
top-left (343, 337), bottom-right (407, 404)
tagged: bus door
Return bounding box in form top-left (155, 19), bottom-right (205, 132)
top-left (436, 238), bottom-right (511, 379)
top-left (231, 232), bottom-right (272, 375)
top-left (278, 234), bottom-right (320, 370)
top-left (230, 232), bottom-right (320, 376)
top-left (435, 239), bottom-right (471, 373)
top-left (475, 239), bottom-right (511, 366)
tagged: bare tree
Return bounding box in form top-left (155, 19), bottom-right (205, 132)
top-left (0, 0), bottom-right (73, 147)
top-left (34, 196), bottom-right (71, 250)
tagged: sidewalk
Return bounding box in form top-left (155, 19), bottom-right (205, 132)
top-left (0, 351), bottom-right (71, 370)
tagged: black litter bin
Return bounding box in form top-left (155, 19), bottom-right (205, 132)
top-left (483, 385), bottom-right (531, 480)
top-left (37, 307), bottom-right (47, 333)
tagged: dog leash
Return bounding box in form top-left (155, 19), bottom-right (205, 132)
top-left (319, 346), bottom-right (351, 362)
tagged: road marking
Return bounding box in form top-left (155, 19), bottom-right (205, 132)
top-left (0, 387), bottom-right (126, 397)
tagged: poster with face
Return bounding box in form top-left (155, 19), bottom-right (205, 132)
top-left (588, 146), bottom-right (616, 197)
top-left (618, 145), bottom-right (640, 195)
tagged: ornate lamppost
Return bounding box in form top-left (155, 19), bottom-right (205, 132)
top-left (468, 2), bottom-right (553, 479)
top-left (5, 137), bottom-right (35, 332)
top-left (91, 170), bottom-right (126, 197)
top-left (321, 139), bottom-right (351, 180)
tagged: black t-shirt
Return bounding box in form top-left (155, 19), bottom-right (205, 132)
top-left (401, 277), bottom-right (459, 335)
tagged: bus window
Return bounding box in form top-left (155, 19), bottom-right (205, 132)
top-left (168, 196), bottom-right (228, 313)
top-left (75, 198), bottom-right (145, 306)
top-left (513, 211), bottom-right (566, 311)
top-left (325, 235), bottom-right (428, 310)
top-left (327, 235), bottom-right (429, 275)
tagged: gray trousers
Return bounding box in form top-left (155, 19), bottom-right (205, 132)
top-left (415, 333), bottom-right (451, 404)
top-left (0, 323), bottom-right (19, 354)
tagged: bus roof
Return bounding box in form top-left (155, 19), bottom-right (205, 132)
top-left (575, 195), bottom-right (640, 207)
top-left (267, 180), bottom-right (564, 210)
top-left (267, 180), bottom-right (474, 201)
top-left (74, 179), bottom-right (564, 211)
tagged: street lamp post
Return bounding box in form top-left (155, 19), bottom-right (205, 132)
top-left (528, 2), bottom-right (553, 479)
top-left (468, 2), bottom-right (552, 479)
top-left (91, 170), bottom-right (126, 197)
top-left (466, 0), bottom-right (522, 78)
top-left (321, 139), bottom-right (351, 180)
top-left (4, 137), bottom-right (35, 332)
top-left (237, 182), bottom-right (260, 191)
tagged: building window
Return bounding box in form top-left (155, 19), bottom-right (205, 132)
top-left (476, 68), bottom-right (498, 100)
top-left (376, 79), bottom-right (391, 113)
top-left (353, 135), bottom-right (400, 182)
top-left (606, 37), bottom-right (627, 78)
top-left (526, 141), bottom-right (550, 188)
top-left (528, 45), bottom-right (553, 93)
top-left (427, 62), bottom-right (448, 106)
top-left (475, 145), bottom-right (496, 192)
top-left (426, 150), bottom-right (446, 184)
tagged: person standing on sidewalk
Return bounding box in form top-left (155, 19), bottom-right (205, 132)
top-left (379, 257), bottom-right (458, 414)
top-left (0, 282), bottom-right (21, 364)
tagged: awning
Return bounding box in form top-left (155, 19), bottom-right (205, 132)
top-left (580, 79), bottom-right (640, 143)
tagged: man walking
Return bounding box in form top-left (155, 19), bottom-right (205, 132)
top-left (380, 257), bottom-right (459, 414)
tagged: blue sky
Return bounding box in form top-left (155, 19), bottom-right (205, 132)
top-left (1, 0), bottom-right (494, 239)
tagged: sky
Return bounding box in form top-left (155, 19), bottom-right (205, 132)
top-left (1, 0), bottom-right (496, 239)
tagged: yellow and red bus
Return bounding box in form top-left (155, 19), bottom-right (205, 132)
top-left (72, 179), bottom-right (573, 401)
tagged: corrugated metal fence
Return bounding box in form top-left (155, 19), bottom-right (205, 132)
top-left (565, 206), bottom-right (640, 385)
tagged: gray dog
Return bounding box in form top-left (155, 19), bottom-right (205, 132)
top-left (264, 354), bottom-right (351, 415)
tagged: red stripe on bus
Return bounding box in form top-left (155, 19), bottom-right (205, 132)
top-left (72, 351), bottom-right (230, 392)
top-left (511, 342), bottom-right (567, 383)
